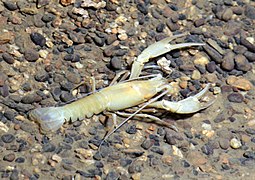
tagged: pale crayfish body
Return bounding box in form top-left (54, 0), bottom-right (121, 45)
top-left (29, 33), bottom-right (214, 132)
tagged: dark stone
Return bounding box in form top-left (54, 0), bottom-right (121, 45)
top-left (3, 1), bottom-right (18, 11)
top-left (245, 128), bottom-right (255, 135)
top-left (194, 18), bottom-right (205, 27)
top-left (243, 151), bottom-right (255, 159)
top-left (219, 138), bottom-right (230, 150)
top-left (42, 143), bottom-right (56, 152)
top-left (240, 37), bottom-right (255, 52)
top-left (222, 164), bottom-right (230, 170)
top-left (60, 81), bottom-right (74, 91)
top-left (169, 4), bottom-right (178, 11)
top-left (110, 57), bottom-right (122, 70)
top-left (94, 161), bottom-right (104, 168)
top-left (36, 0), bottom-right (50, 8)
top-left (244, 5), bottom-right (255, 19)
top-left (221, 8), bottom-right (233, 21)
top-left (92, 36), bottom-right (105, 47)
top-left (3, 153), bottom-right (15, 162)
top-left (178, 14), bottom-right (186, 20)
top-left (157, 127), bottom-right (166, 136)
top-left (233, 45), bottom-right (247, 54)
top-left (221, 51), bottom-right (235, 71)
top-left (3, 108), bottom-right (18, 121)
top-left (2, 53), bottom-right (14, 64)
top-left (201, 144), bottom-right (214, 155)
top-left (137, 3), bottom-right (148, 15)
top-left (21, 82), bottom-right (32, 91)
top-left (88, 127), bottom-right (97, 135)
top-left (70, 54), bottom-right (80, 62)
top-left (63, 135), bottom-right (74, 144)
top-left (24, 49), bottom-right (39, 62)
top-left (34, 71), bottom-right (49, 82)
top-left (206, 61), bottom-right (216, 73)
top-left (141, 139), bottom-right (154, 150)
top-left (214, 112), bottom-right (226, 123)
top-left (21, 94), bottom-right (42, 104)
top-left (166, 21), bottom-right (180, 31)
top-left (15, 157), bottom-right (25, 163)
top-left (30, 32), bottom-right (46, 47)
top-left (51, 87), bottom-right (62, 101)
top-left (244, 51), bottom-right (255, 62)
top-left (232, 6), bottom-right (243, 15)
top-left (203, 45), bottom-right (223, 63)
top-left (227, 93), bottom-right (244, 103)
top-left (76, 170), bottom-right (94, 178)
top-left (60, 92), bottom-right (75, 102)
top-left (105, 1), bottom-right (117, 11)
top-left (234, 54), bottom-right (251, 72)
top-left (156, 23), bottom-right (165, 32)
top-left (41, 13), bottom-right (55, 22)
top-left (106, 171), bottom-right (119, 180)
top-left (120, 158), bottom-right (132, 167)
top-left (182, 160), bottom-right (190, 168)
top-left (165, 130), bottom-right (179, 145)
top-left (150, 147), bottom-right (164, 155)
top-left (10, 169), bottom-right (19, 180)
top-left (126, 125), bottom-right (137, 134)
top-left (73, 121), bottom-right (82, 128)
top-left (105, 34), bottom-right (117, 45)
top-left (1, 134), bottom-right (15, 143)
top-left (151, 9), bottom-right (161, 19)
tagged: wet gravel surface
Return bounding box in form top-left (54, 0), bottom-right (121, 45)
top-left (0, 0), bottom-right (255, 179)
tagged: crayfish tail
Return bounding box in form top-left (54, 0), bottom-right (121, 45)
top-left (29, 107), bottom-right (65, 132)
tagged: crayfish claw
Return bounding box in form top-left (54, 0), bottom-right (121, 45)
top-left (130, 33), bottom-right (205, 79)
top-left (147, 84), bottom-right (215, 114)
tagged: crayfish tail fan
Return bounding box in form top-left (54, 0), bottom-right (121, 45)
top-left (29, 107), bottom-right (65, 131)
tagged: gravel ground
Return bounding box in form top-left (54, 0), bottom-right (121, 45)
top-left (0, 0), bottom-right (255, 179)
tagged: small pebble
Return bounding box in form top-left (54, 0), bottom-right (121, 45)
top-left (3, 1), bottom-right (18, 11)
top-left (187, 151), bottom-right (207, 166)
top-left (60, 92), bottom-right (75, 102)
top-left (15, 157), bottom-right (25, 163)
top-left (1, 134), bottom-right (15, 143)
top-left (191, 70), bottom-right (201, 80)
top-left (244, 51), bottom-right (255, 62)
top-left (230, 138), bottom-right (242, 149)
top-left (30, 32), bottom-right (46, 47)
top-left (227, 93), bottom-right (244, 103)
top-left (194, 18), bottom-right (205, 27)
top-left (221, 8), bottom-right (233, 21)
top-left (141, 139), bottom-right (154, 150)
top-left (110, 57), bottom-right (122, 70)
top-left (2, 53), bottom-right (14, 64)
top-left (126, 125), bottom-right (137, 134)
top-left (206, 61), bottom-right (216, 73)
top-left (24, 49), bottom-right (39, 62)
top-left (219, 138), bottom-right (230, 150)
top-left (234, 54), bottom-right (252, 72)
top-left (226, 76), bottom-right (252, 91)
top-left (240, 36), bottom-right (255, 52)
top-left (172, 145), bottom-right (183, 158)
top-left (203, 45), bottom-right (223, 63)
top-left (3, 153), bottom-right (15, 162)
top-left (221, 51), bottom-right (235, 71)
top-left (201, 144), bottom-right (214, 155)
top-left (42, 143), bottom-right (56, 152)
top-left (244, 5), bottom-right (255, 20)
top-left (35, 71), bottom-right (49, 82)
